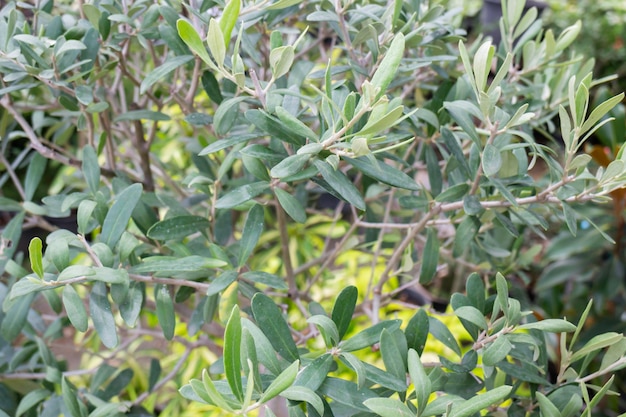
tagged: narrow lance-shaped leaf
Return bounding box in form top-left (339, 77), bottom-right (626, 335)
top-left (339, 320), bottom-right (401, 352)
top-left (90, 281), bottom-right (118, 348)
top-left (63, 285), bottom-right (88, 332)
top-left (224, 305), bottom-right (244, 401)
top-left (280, 386), bottom-right (325, 416)
top-left (259, 360), bottom-right (299, 403)
top-left (364, 398), bottom-right (414, 417)
top-left (380, 329), bottom-right (408, 387)
top-left (331, 285), bottom-right (358, 341)
top-left (343, 156), bottom-right (419, 191)
top-left (82, 145), bottom-right (100, 194)
top-left (420, 228), bottom-right (439, 284)
top-left (238, 204), bottom-right (264, 267)
top-left (140, 55), bottom-right (193, 94)
top-left (251, 293), bottom-right (299, 362)
top-left (294, 354), bottom-right (334, 391)
top-left (147, 215), bottom-right (211, 240)
top-left (274, 188), bottom-right (306, 223)
top-left (408, 349), bottom-right (431, 415)
top-left (207, 18), bottom-right (225, 67)
top-left (1, 293), bottom-right (35, 341)
top-left (155, 284), bottom-right (175, 340)
top-left (29, 237), bottom-right (43, 279)
top-left (448, 386), bottom-right (512, 417)
top-left (219, 0), bottom-right (240, 47)
top-left (100, 183), bottom-right (143, 249)
top-left (24, 153), bottom-right (47, 202)
top-left (314, 159), bottom-right (365, 210)
top-left (370, 33), bottom-right (405, 100)
top-left (176, 19), bottom-right (217, 70)
top-left (405, 309), bottom-right (429, 355)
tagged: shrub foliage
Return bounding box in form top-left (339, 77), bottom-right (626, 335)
top-left (0, 0), bottom-right (625, 415)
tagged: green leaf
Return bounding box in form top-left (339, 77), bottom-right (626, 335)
top-left (570, 332), bottom-right (624, 363)
top-left (518, 319), bottom-right (576, 333)
top-left (212, 97), bottom-right (247, 136)
top-left (408, 349), bottom-right (431, 414)
top-left (177, 19), bottom-right (215, 68)
top-left (271, 154), bottom-right (311, 179)
top-left (219, 0), bottom-right (240, 47)
top-left (215, 182), bottom-right (270, 209)
top-left (339, 320), bottom-right (402, 352)
top-left (114, 110), bottom-right (170, 122)
top-left (239, 204), bottom-right (264, 267)
top-left (452, 216), bottom-right (479, 257)
top-left (308, 315), bottom-right (340, 347)
top-left (147, 215), bottom-right (211, 240)
top-left (131, 255), bottom-right (227, 273)
top-left (147, 359), bottom-right (161, 392)
top-left (82, 145), bottom-right (100, 194)
top-left (240, 271), bottom-right (287, 290)
top-left (536, 392), bottom-right (562, 417)
top-left (482, 144), bottom-right (502, 177)
top-left (600, 337), bottom-right (626, 372)
top-left (28, 237), bottom-right (44, 279)
top-left (294, 353), bottom-right (333, 391)
top-left (448, 386), bottom-right (512, 417)
top-left (9, 277), bottom-right (49, 300)
top-left (259, 359), bottom-right (300, 403)
top-left (224, 305), bottom-right (244, 401)
top-left (242, 318), bottom-right (283, 375)
top-left (331, 285), bottom-right (358, 341)
top-left (201, 369), bottom-right (236, 411)
top-left (466, 272), bottom-right (485, 313)
top-left (155, 284), bottom-right (175, 340)
top-left (270, 45), bottom-right (294, 79)
top-left (281, 386), bottom-right (324, 416)
top-left (267, 0), bottom-right (301, 9)
top-left (140, 55), bottom-right (193, 94)
top-left (482, 335), bottom-right (512, 366)
top-left (454, 306), bottom-right (488, 330)
top-left (581, 92), bottom-right (625, 135)
top-left (343, 156), bottom-right (419, 191)
top-left (100, 183), bottom-right (143, 249)
top-left (339, 352), bottom-right (367, 389)
top-left (275, 106), bottom-right (318, 141)
top-left (380, 328), bottom-right (408, 386)
top-left (435, 183), bottom-right (470, 203)
top-left (405, 309), bottom-right (429, 355)
top-left (443, 101), bottom-right (481, 145)
top-left (472, 41), bottom-right (495, 93)
top-left (429, 316), bottom-right (461, 356)
top-left (62, 378), bottom-right (86, 417)
top-left (24, 153), bottom-right (47, 202)
top-left (16, 389), bottom-right (50, 417)
top-left (92, 267), bottom-right (129, 284)
top-left (1, 293), bottom-right (35, 341)
top-left (207, 18), bottom-right (225, 67)
top-left (420, 228), bottom-right (439, 284)
top-left (364, 398), bottom-right (414, 417)
top-left (369, 33), bottom-right (405, 99)
top-left (245, 109), bottom-right (305, 146)
top-left (207, 270), bottom-right (238, 296)
top-left (274, 188), bottom-right (306, 223)
top-left (495, 272), bottom-right (509, 316)
top-left (63, 285), bottom-right (88, 332)
top-left (318, 378), bottom-right (376, 412)
top-left (251, 293), bottom-right (299, 362)
top-left (90, 281), bottom-right (118, 348)
top-left (313, 159), bottom-right (365, 210)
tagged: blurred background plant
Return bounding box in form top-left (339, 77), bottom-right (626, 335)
top-left (0, 0), bottom-right (626, 415)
